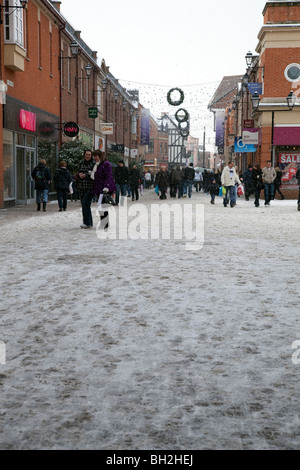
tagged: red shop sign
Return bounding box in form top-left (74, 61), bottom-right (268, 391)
top-left (19, 109), bottom-right (36, 132)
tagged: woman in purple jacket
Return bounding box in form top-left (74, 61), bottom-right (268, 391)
top-left (93, 150), bottom-right (116, 229)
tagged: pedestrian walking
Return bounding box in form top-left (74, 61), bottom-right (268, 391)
top-left (194, 169), bottom-right (203, 192)
top-left (184, 163), bottom-right (195, 198)
top-left (243, 164), bottom-right (254, 201)
top-left (221, 161), bottom-right (241, 208)
top-left (31, 159), bottom-right (51, 212)
top-left (274, 167), bottom-right (285, 200)
top-left (129, 165), bottom-right (140, 201)
top-left (253, 163), bottom-right (264, 207)
top-left (262, 160), bottom-right (277, 206)
top-left (53, 161), bottom-right (72, 212)
top-left (209, 177), bottom-right (220, 204)
top-left (171, 166), bottom-right (183, 198)
top-left (155, 166), bottom-right (169, 199)
top-left (76, 149), bottom-right (94, 229)
top-left (145, 170), bottom-right (152, 189)
top-left (93, 150), bottom-right (116, 230)
top-left (114, 160), bottom-right (129, 206)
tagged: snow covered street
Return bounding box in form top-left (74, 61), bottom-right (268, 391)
top-left (1, 190), bottom-right (300, 450)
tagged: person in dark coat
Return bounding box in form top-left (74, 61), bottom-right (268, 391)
top-left (274, 167), bottom-right (285, 200)
top-left (31, 159), bottom-right (51, 212)
top-left (253, 163), bottom-right (264, 208)
top-left (113, 160), bottom-right (129, 206)
top-left (53, 161), bottom-right (72, 211)
top-left (76, 149), bottom-right (94, 229)
top-left (93, 150), bottom-right (116, 230)
top-left (209, 177), bottom-right (220, 204)
top-left (243, 164), bottom-right (254, 201)
top-left (172, 166), bottom-right (183, 198)
top-left (129, 165), bottom-right (140, 201)
top-left (155, 166), bottom-right (169, 199)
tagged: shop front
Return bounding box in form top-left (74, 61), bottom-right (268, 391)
top-left (3, 96), bottom-right (59, 207)
top-left (274, 125), bottom-right (300, 191)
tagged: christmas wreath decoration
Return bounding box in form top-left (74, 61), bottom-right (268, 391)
top-left (175, 108), bottom-right (189, 123)
top-left (167, 88), bottom-right (184, 107)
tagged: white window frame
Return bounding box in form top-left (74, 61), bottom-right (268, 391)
top-left (3, 0), bottom-right (25, 48)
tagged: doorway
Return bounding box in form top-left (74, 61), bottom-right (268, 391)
top-left (16, 134), bottom-right (36, 205)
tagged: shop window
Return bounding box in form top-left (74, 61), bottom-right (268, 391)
top-left (4, 1), bottom-right (25, 48)
top-left (3, 130), bottom-right (15, 200)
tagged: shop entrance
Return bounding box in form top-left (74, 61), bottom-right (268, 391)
top-left (16, 134), bottom-right (36, 205)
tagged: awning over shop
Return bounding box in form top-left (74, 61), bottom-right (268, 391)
top-left (273, 126), bottom-right (300, 145)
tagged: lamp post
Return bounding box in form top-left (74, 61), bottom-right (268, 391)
top-left (101, 77), bottom-right (108, 155)
top-left (251, 90), bottom-right (296, 164)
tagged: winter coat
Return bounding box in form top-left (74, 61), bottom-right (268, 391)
top-left (209, 181), bottom-right (220, 196)
top-left (275, 170), bottom-right (282, 187)
top-left (172, 168), bottom-right (183, 183)
top-left (184, 166), bottom-right (195, 181)
top-left (262, 166), bottom-right (276, 184)
top-left (155, 170), bottom-right (169, 190)
top-left (221, 166), bottom-right (241, 187)
top-left (129, 169), bottom-right (140, 188)
top-left (243, 169), bottom-right (254, 187)
top-left (53, 167), bottom-right (72, 190)
top-left (114, 165), bottom-right (129, 185)
top-left (252, 168), bottom-right (263, 190)
top-left (76, 159), bottom-right (94, 192)
top-left (93, 160), bottom-right (116, 195)
top-left (31, 164), bottom-right (51, 191)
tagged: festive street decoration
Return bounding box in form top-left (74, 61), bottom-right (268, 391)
top-left (167, 87), bottom-right (184, 106)
top-left (175, 108), bottom-right (189, 123)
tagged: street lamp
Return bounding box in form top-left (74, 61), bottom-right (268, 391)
top-left (251, 90), bottom-right (296, 163)
top-left (0, 0), bottom-right (28, 24)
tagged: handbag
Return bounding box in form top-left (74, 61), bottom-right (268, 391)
top-left (218, 186), bottom-right (223, 197)
top-left (102, 193), bottom-right (116, 205)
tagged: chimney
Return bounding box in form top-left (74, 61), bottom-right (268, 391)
top-left (51, 1), bottom-right (61, 11)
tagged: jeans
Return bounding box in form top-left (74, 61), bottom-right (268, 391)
top-left (115, 184), bottom-right (127, 205)
top-left (36, 189), bottom-right (49, 204)
top-left (185, 181), bottom-right (193, 198)
top-left (223, 186), bottom-right (236, 207)
top-left (81, 190), bottom-right (93, 227)
top-left (57, 189), bottom-right (68, 210)
top-left (264, 183), bottom-right (274, 205)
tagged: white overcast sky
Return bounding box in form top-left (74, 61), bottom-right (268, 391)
top-left (59, 0), bottom-right (267, 141)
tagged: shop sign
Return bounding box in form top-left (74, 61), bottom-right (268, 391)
top-left (112, 144), bottom-right (124, 153)
top-left (242, 128), bottom-right (260, 145)
top-left (100, 123), bottom-right (114, 135)
top-left (19, 109), bottom-right (36, 132)
top-left (279, 153), bottom-right (300, 164)
top-left (89, 107), bottom-right (98, 119)
top-left (63, 121), bottom-right (79, 137)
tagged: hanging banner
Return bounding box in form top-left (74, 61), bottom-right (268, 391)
top-left (242, 128), bottom-right (260, 145)
top-left (215, 109), bottom-right (225, 154)
top-left (95, 135), bottom-right (105, 151)
top-left (140, 108), bottom-right (150, 145)
top-left (100, 123), bottom-right (114, 135)
top-left (234, 137), bottom-right (257, 153)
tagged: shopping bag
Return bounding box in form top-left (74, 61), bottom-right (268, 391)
top-left (219, 186), bottom-right (223, 197)
top-left (154, 185), bottom-right (159, 195)
top-left (222, 186), bottom-right (227, 196)
top-left (237, 184), bottom-right (244, 196)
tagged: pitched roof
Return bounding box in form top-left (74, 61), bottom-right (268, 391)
top-left (208, 75), bottom-right (242, 109)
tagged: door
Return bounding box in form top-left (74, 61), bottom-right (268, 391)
top-left (16, 147), bottom-right (36, 205)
